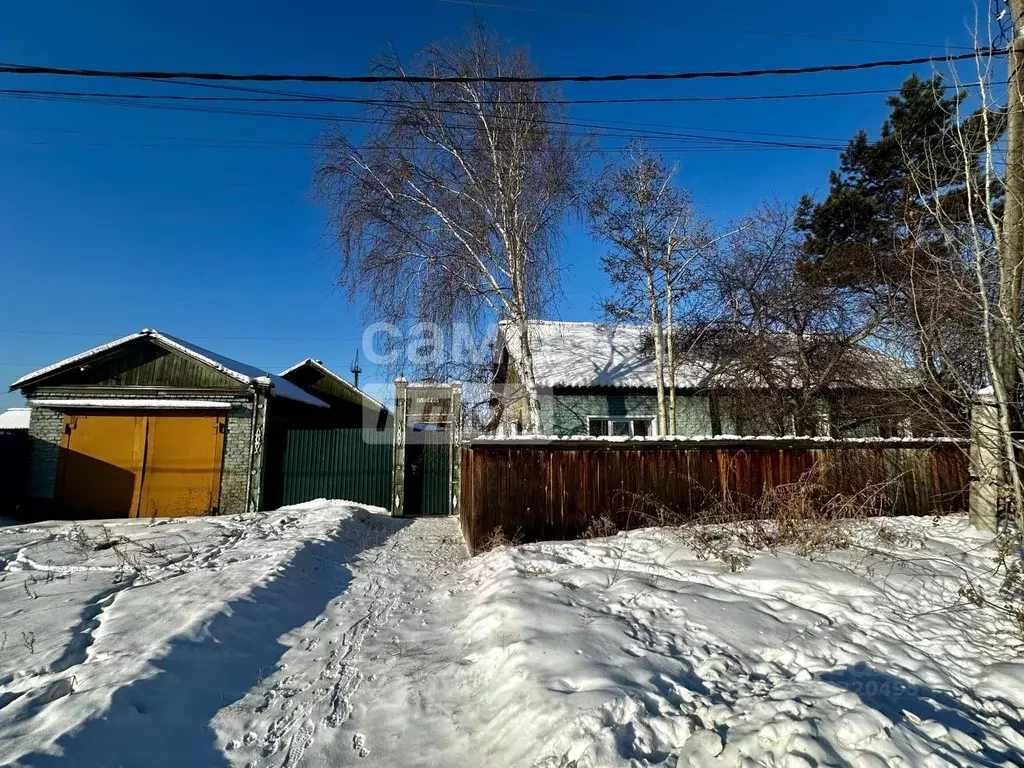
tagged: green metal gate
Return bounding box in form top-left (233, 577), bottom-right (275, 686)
top-left (404, 429), bottom-right (451, 516)
top-left (280, 428), bottom-right (393, 509)
top-left (420, 440), bottom-right (450, 515)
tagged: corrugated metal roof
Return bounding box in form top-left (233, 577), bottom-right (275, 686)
top-left (0, 407), bottom-right (30, 430)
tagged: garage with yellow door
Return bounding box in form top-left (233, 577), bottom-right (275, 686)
top-left (56, 412), bottom-right (227, 518)
top-left (9, 329), bottom-right (332, 518)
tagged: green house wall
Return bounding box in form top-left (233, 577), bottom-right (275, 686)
top-left (546, 388), bottom-right (714, 436)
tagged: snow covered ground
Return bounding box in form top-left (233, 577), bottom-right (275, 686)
top-left (0, 506), bottom-right (1022, 767)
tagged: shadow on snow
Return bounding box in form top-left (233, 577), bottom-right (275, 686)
top-left (21, 509), bottom-right (411, 768)
top-left (820, 664), bottom-right (1023, 766)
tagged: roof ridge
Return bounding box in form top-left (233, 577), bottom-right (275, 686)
top-left (279, 358), bottom-right (387, 411)
top-left (10, 329), bottom-right (329, 408)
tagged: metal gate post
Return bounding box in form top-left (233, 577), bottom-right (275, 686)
top-left (391, 377), bottom-right (408, 517)
top-left (449, 382), bottom-right (462, 516)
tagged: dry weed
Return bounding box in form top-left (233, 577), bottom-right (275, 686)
top-left (583, 516), bottom-right (619, 540)
top-left (478, 525), bottom-right (523, 552)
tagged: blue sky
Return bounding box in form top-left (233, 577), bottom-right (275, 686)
top-left (0, 0), bottom-right (982, 409)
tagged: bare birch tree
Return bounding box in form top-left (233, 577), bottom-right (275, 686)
top-left (588, 141), bottom-right (712, 434)
top-left (892, 9), bottom-right (1024, 527)
top-left (796, 1), bottom-right (1024, 529)
top-left (314, 26), bottom-right (589, 432)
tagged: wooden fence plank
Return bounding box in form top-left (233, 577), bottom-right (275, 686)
top-left (459, 441), bottom-right (969, 553)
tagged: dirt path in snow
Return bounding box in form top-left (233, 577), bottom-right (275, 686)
top-left (216, 515), bottom-right (467, 767)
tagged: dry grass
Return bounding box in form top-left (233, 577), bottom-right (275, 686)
top-left (611, 463), bottom-right (908, 570)
top-left (583, 516), bottom-right (619, 539)
top-left (477, 525), bottom-right (524, 553)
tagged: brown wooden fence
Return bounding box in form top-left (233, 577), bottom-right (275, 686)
top-left (459, 438), bottom-right (969, 553)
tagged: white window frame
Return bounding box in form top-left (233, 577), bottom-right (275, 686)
top-left (587, 415), bottom-right (657, 437)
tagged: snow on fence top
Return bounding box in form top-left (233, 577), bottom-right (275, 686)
top-left (468, 433), bottom-right (967, 447)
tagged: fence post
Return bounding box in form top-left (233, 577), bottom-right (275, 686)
top-left (449, 383), bottom-right (462, 516)
top-left (391, 377), bottom-right (408, 517)
top-left (969, 388), bottom-right (1000, 532)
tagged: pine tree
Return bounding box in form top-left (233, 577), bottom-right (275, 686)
top-left (795, 74), bottom-right (1004, 384)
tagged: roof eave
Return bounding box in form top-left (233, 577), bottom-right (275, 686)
top-left (279, 358), bottom-right (387, 412)
top-left (10, 331), bottom-right (150, 392)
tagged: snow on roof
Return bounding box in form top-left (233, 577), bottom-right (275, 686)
top-left (29, 398), bottom-right (234, 410)
top-left (499, 321), bottom-right (706, 389)
top-left (0, 407), bottom-right (30, 430)
top-left (279, 358), bottom-right (387, 412)
top-left (10, 331), bottom-right (146, 390)
top-left (154, 332), bottom-right (327, 408)
top-left (11, 330), bottom-right (328, 408)
top-left (499, 320), bottom-right (907, 390)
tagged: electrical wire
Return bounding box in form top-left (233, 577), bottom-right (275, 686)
top-left (0, 48), bottom-right (1005, 85)
top-left (1, 91), bottom-right (848, 150)
top-left (0, 84), bottom-right (939, 105)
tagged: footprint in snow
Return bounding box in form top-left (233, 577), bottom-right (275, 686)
top-left (550, 678), bottom-right (581, 693)
top-left (352, 733), bottom-right (370, 758)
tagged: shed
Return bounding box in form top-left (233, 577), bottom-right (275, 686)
top-left (0, 407), bottom-right (31, 433)
top-left (9, 329), bottom-right (330, 519)
top-left (279, 358), bottom-right (389, 430)
top-left (260, 358), bottom-right (393, 511)
top-left (0, 407), bottom-right (31, 513)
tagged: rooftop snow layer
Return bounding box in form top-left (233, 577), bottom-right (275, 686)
top-left (499, 320), bottom-right (906, 390)
top-left (501, 321), bottom-right (705, 389)
top-left (11, 330), bottom-right (328, 408)
top-left (0, 407), bottom-right (30, 430)
top-left (28, 398), bottom-right (235, 410)
top-left (279, 358), bottom-right (387, 411)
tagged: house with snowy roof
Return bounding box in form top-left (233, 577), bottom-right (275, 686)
top-left (493, 320), bottom-right (919, 438)
top-left (9, 330), bottom-right (388, 519)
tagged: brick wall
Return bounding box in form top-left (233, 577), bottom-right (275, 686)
top-left (26, 406), bottom-right (63, 500)
top-left (218, 401), bottom-right (255, 515)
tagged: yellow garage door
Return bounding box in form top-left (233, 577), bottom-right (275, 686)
top-left (56, 413), bottom-right (226, 518)
top-left (138, 414), bottom-right (226, 518)
top-left (57, 414), bottom-right (146, 518)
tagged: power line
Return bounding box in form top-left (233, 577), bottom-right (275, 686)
top-left (11, 140), bottom-right (838, 153)
top-left (433, 0), bottom-right (977, 51)
top-left (1, 90), bottom-right (847, 149)
top-left (0, 49), bottom-right (1005, 85)
top-left (0, 84), bottom-right (949, 140)
top-left (0, 85), bottom-right (925, 105)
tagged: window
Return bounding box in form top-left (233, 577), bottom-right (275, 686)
top-left (588, 417), bottom-right (655, 437)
